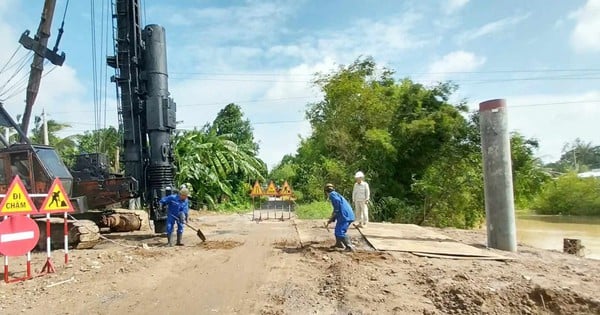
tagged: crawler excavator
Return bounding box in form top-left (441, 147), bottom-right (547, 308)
top-left (0, 0), bottom-right (178, 249)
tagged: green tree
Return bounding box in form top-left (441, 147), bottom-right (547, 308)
top-left (534, 172), bottom-right (600, 216)
top-left (276, 56), bottom-right (550, 227)
top-left (29, 116), bottom-right (78, 162)
top-left (173, 127), bottom-right (265, 209)
top-left (510, 133), bottom-right (551, 208)
top-left (212, 103), bottom-right (259, 153)
top-left (557, 138), bottom-right (600, 172)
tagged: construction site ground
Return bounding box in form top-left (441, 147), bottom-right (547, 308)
top-left (1, 210), bottom-right (599, 315)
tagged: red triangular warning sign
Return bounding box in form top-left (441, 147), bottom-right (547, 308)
top-left (39, 178), bottom-right (74, 213)
top-left (0, 176), bottom-right (37, 215)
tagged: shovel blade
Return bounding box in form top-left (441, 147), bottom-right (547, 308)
top-left (197, 229), bottom-right (206, 242)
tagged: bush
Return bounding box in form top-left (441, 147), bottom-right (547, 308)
top-left (296, 201), bottom-right (332, 219)
top-left (371, 197), bottom-right (421, 223)
top-left (533, 173), bottom-right (600, 215)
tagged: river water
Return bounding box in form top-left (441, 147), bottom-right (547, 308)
top-left (516, 215), bottom-right (600, 260)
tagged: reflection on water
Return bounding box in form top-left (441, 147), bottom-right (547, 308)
top-left (516, 215), bottom-right (600, 260)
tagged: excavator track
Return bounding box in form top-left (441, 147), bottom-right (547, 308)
top-left (35, 218), bottom-right (101, 250)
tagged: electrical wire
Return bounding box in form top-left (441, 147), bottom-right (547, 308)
top-left (54, 99), bottom-right (600, 133)
top-left (1, 65), bottom-right (58, 102)
top-left (0, 45), bottom-right (23, 75)
top-left (170, 68), bottom-right (600, 77)
top-left (0, 53), bottom-right (33, 94)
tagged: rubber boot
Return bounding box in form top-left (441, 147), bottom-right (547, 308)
top-left (167, 234), bottom-right (173, 247)
top-left (342, 236), bottom-right (354, 252)
top-left (176, 233), bottom-right (184, 246)
top-left (330, 237), bottom-right (345, 249)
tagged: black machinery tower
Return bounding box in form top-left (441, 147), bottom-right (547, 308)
top-left (107, 0), bottom-right (176, 233)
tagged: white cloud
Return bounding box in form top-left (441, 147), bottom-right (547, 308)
top-left (0, 0), bottom-right (108, 138)
top-left (442, 0), bottom-right (470, 15)
top-left (263, 12), bottom-right (434, 67)
top-left (151, 1), bottom-right (298, 44)
top-left (426, 51), bottom-right (486, 82)
top-left (457, 13), bottom-right (530, 43)
top-left (569, 0), bottom-right (600, 53)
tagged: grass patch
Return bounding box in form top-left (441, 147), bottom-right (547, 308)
top-left (296, 201), bottom-right (332, 219)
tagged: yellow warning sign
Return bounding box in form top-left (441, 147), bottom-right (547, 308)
top-left (250, 180), bottom-right (263, 197)
top-left (280, 181), bottom-right (292, 196)
top-left (39, 178), bottom-right (74, 213)
top-left (265, 181), bottom-right (278, 196)
top-left (0, 176), bottom-right (37, 215)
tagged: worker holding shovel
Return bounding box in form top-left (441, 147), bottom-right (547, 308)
top-left (324, 183), bottom-right (355, 252)
top-left (160, 187), bottom-right (190, 246)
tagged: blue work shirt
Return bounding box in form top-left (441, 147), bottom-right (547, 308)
top-left (160, 194), bottom-right (189, 217)
top-left (328, 191), bottom-right (355, 223)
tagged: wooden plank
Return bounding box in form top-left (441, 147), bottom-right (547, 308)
top-left (357, 222), bottom-right (508, 260)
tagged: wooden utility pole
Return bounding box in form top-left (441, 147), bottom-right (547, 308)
top-left (19, 0), bottom-right (65, 140)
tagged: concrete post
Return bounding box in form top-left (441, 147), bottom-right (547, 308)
top-left (479, 99), bottom-right (517, 252)
top-left (42, 108), bottom-right (49, 145)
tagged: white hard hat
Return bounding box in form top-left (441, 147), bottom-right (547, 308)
top-left (180, 184), bottom-right (187, 189)
top-left (179, 187), bottom-right (190, 196)
top-left (354, 171), bottom-right (365, 178)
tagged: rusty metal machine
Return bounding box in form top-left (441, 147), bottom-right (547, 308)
top-left (0, 0), bottom-right (178, 239)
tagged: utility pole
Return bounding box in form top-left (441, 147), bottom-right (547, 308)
top-left (4, 127), bottom-right (10, 145)
top-left (479, 99), bottom-right (517, 252)
top-left (18, 0), bottom-right (66, 140)
top-left (42, 108), bottom-right (49, 145)
top-left (114, 146), bottom-right (120, 173)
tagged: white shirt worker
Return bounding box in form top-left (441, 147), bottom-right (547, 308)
top-left (352, 171), bottom-right (370, 227)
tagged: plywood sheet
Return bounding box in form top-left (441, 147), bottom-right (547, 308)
top-left (411, 252), bottom-right (515, 260)
top-left (358, 223), bottom-right (508, 260)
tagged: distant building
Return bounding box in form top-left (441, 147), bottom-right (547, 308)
top-left (577, 169), bottom-right (600, 178)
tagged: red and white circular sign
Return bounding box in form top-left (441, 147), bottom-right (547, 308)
top-left (0, 215), bottom-right (40, 256)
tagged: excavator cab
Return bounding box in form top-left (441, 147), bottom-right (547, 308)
top-left (0, 144), bottom-right (73, 208)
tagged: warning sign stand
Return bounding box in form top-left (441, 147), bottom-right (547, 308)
top-left (0, 176), bottom-right (40, 283)
top-left (0, 215), bottom-right (40, 283)
top-left (250, 181), bottom-right (264, 221)
top-left (39, 178), bottom-right (75, 268)
top-left (39, 213), bottom-right (56, 274)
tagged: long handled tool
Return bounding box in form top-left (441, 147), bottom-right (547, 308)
top-left (169, 214), bottom-right (206, 242)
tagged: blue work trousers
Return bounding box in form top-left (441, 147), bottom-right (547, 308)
top-left (334, 220), bottom-right (352, 238)
top-left (166, 212), bottom-right (185, 234)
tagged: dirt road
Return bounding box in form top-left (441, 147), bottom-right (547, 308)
top-left (1, 212), bottom-right (599, 314)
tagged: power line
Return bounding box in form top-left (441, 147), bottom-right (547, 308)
top-left (0, 45), bottom-right (23, 75)
top-left (52, 98), bottom-right (600, 134)
top-left (170, 68), bottom-right (600, 77)
top-left (47, 96), bottom-right (318, 114)
top-left (168, 75), bottom-right (600, 84)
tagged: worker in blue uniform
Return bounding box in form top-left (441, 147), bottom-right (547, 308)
top-left (160, 187), bottom-right (190, 246)
top-left (324, 183), bottom-right (355, 251)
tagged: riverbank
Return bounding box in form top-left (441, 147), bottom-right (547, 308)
top-left (0, 213), bottom-right (599, 314)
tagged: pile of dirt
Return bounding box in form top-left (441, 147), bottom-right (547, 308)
top-left (424, 273), bottom-right (600, 314)
top-left (198, 240), bottom-right (243, 250)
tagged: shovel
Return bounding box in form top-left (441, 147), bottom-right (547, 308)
top-left (170, 214), bottom-right (206, 242)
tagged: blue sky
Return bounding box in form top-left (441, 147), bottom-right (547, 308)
top-left (1, 0), bottom-right (599, 168)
